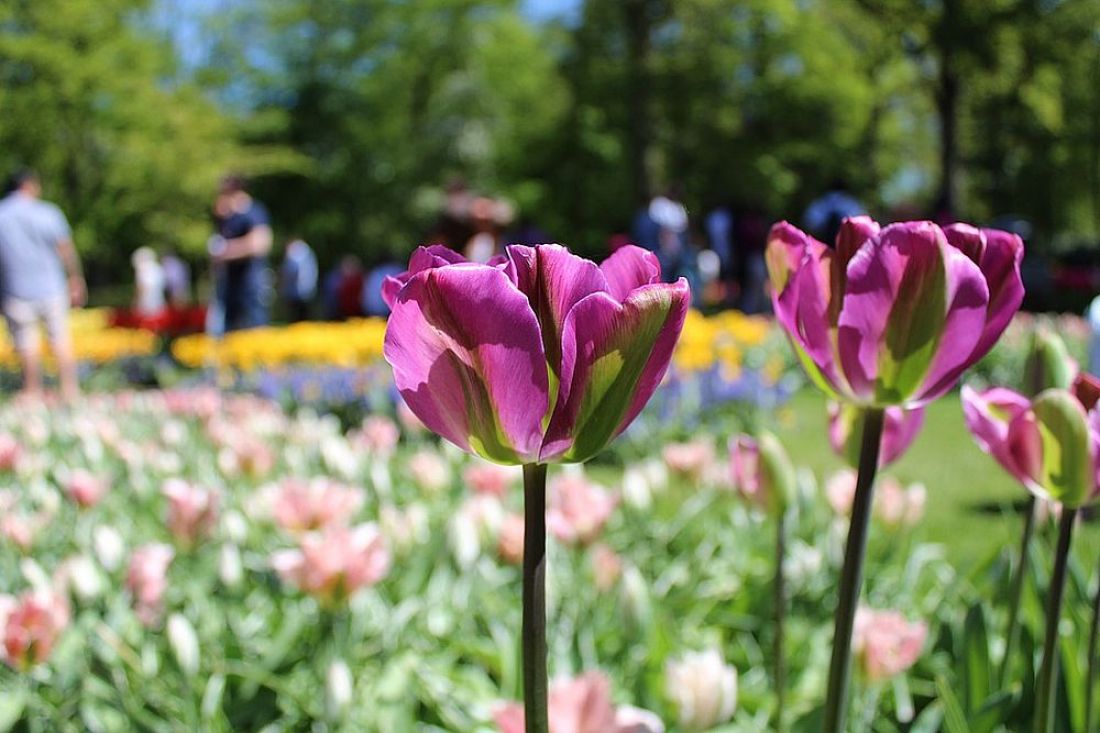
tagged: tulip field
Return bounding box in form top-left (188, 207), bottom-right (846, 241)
top-left (3, 232), bottom-right (1100, 732)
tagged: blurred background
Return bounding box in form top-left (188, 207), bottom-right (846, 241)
top-left (3, 0), bottom-right (1100, 310)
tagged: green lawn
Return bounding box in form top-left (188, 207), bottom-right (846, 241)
top-left (773, 389), bottom-right (1100, 570)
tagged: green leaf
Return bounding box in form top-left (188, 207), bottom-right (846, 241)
top-left (936, 674), bottom-right (970, 733)
top-left (0, 689), bottom-right (26, 733)
top-left (962, 604), bottom-right (992, 715)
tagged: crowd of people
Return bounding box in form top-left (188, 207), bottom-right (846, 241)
top-left (0, 165), bottom-right (945, 399)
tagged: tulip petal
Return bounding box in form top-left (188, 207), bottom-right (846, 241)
top-left (600, 245), bottom-right (662, 301)
top-left (765, 222), bottom-right (820, 293)
top-left (506, 245), bottom-right (609, 379)
top-left (383, 265), bottom-right (549, 464)
top-left (542, 279), bottom-right (690, 462)
top-left (911, 244), bottom-right (991, 403)
top-left (834, 216), bottom-right (880, 267)
top-left (381, 245), bottom-right (467, 309)
top-left (838, 222), bottom-right (988, 406)
top-left (944, 225), bottom-right (1025, 360)
top-left (961, 385), bottom-right (1035, 485)
top-left (1030, 389), bottom-right (1094, 507)
top-left (779, 243), bottom-right (852, 396)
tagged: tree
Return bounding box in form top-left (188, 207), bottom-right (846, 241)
top-left (0, 0), bottom-right (267, 282)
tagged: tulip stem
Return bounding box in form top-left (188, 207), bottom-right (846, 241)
top-left (999, 495), bottom-right (1036, 688)
top-left (1036, 508), bottom-right (1077, 733)
top-left (522, 463), bottom-right (549, 733)
top-left (1085, 549), bottom-right (1100, 731)
top-left (822, 407), bottom-right (885, 733)
top-left (774, 508), bottom-right (788, 733)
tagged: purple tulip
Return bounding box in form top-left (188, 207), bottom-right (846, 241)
top-left (766, 218), bottom-right (1024, 408)
top-left (383, 244), bottom-right (690, 465)
top-left (828, 403), bottom-right (925, 468)
top-left (962, 374), bottom-right (1100, 508)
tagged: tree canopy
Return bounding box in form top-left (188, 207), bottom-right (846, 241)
top-left (1, 0), bottom-right (1098, 277)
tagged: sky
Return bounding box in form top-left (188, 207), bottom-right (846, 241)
top-left (155, 0), bottom-right (584, 74)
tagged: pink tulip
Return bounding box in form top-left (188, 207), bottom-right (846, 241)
top-left (962, 374), bottom-right (1100, 508)
top-left (497, 513), bottom-right (525, 565)
top-left (661, 440), bottom-right (716, 479)
top-left (270, 478), bottom-right (364, 533)
top-left (272, 523), bottom-right (391, 603)
top-left (494, 671), bottom-right (664, 733)
top-left (589, 543), bottom-right (623, 592)
top-left (825, 469), bottom-right (857, 516)
top-left (0, 590), bottom-right (69, 670)
top-left (383, 244), bottom-right (689, 464)
top-left (0, 508), bottom-right (48, 552)
top-left (464, 461), bottom-right (519, 498)
top-left (546, 473), bottom-right (618, 546)
top-left (729, 433), bottom-right (795, 516)
top-left (352, 416), bottom-right (400, 456)
top-left (127, 543), bottom-right (174, 626)
top-left (408, 450), bottom-right (450, 493)
top-left (767, 219), bottom-right (1023, 407)
top-left (852, 607), bottom-right (927, 683)
top-left (874, 478), bottom-right (926, 528)
top-left (162, 479), bottom-right (219, 544)
top-left (64, 469), bottom-right (107, 509)
top-left (0, 434), bottom-right (22, 472)
top-left (828, 403), bottom-right (925, 468)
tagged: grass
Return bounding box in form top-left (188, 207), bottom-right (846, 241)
top-left (772, 388), bottom-right (1100, 572)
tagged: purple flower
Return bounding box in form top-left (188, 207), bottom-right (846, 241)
top-left (828, 403), bottom-right (925, 468)
top-left (766, 218), bottom-right (1024, 407)
top-left (383, 244), bottom-right (689, 464)
top-left (962, 374), bottom-right (1100, 508)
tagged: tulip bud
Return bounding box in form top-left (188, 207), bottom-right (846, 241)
top-left (1030, 389), bottom-right (1094, 507)
top-left (620, 564), bottom-right (651, 627)
top-left (57, 555), bottom-right (103, 602)
top-left (219, 544), bottom-right (243, 588)
top-left (665, 649), bottom-right (738, 731)
top-left (222, 511), bottom-right (249, 544)
top-left (1024, 328), bottom-right (1076, 396)
top-left (729, 431), bottom-right (795, 516)
top-left (20, 558), bottom-right (51, 593)
top-left (326, 658), bottom-right (354, 719)
top-left (94, 525), bottom-right (126, 571)
top-left (167, 613), bottom-right (200, 677)
top-left (621, 465), bottom-right (652, 509)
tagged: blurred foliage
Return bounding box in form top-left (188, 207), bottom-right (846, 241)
top-left (2, 0), bottom-right (1100, 275)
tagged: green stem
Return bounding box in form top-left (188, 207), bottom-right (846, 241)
top-left (1035, 508), bottom-right (1077, 733)
top-left (522, 463), bottom-right (549, 733)
top-left (822, 407), bottom-right (885, 733)
top-left (774, 508), bottom-right (788, 733)
top-left (1085, 552), bottom-right (1100, 732)
top-left (999, 495), bottom-right (1037, 688)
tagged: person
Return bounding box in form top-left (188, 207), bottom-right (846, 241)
top-left (803, 179), bottom-right (865, 244)
top-left (0, 169), bottom-right (86, 400)
top-left (279, 238), bottom-right (317, 322)
top-left (161, 249), bottom-right (191, 306)
top-left (464, 196), bottom-right (513, 263)
top-left (363, 258), bottom-right (404, 316)
top-left (131, 247), bottom-right (165, 317)
top-left (211, 175), bottom-right (272, 332)
top-left (335, 255), bottom-right (365, 319)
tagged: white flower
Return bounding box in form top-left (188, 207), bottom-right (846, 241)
top-left (665, 649), bottom-right (738, 731)
top-left (167, 614), bottom-right (200, 677)
top-left (93, 525), bottom-right (126, 572)
top-left (57, 555), bottom-right (103, 602)
top-left (325, 658), bottom-right (354, 718)
top-left (219, 544), bottom-right (243, 588)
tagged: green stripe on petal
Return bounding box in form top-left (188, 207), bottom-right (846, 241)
top-left (543, 281), bottom-right (688, 463)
